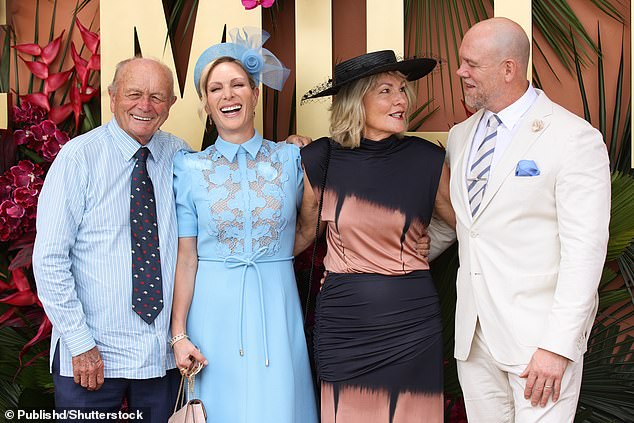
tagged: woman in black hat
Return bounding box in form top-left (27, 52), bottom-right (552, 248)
top-left (295, 50), bottom-right (455, 422)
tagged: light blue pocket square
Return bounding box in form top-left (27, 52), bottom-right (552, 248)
top-left (515, 160), bottom-right (540, 177)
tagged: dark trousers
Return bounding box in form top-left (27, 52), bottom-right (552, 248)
top-left (52, 343), bottom-right (180, 423)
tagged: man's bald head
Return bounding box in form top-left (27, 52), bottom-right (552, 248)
top-left (457, 17), bottom-right (530, 112)
top-left (109, 57), bottom-right (176, 99)
top-left (466, 17), bottom-right (530, 76)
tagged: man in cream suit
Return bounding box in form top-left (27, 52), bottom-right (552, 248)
top-left (439, 17), bottom-right (611, 422)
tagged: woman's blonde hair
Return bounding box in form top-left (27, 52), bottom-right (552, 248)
top-left (329, 71), bottom-right (415, 148)
top-left (197, 56), bottom-right (257, 121)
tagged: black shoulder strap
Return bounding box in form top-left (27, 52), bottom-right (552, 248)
top-left (304, 140), bottom-right (332, 323)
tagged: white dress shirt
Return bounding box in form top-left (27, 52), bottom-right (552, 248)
top-left (465, 84), bottom-right (539, 216)
top-left (33, 119), bottom-right (188, 378)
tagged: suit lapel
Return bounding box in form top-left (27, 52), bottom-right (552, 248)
top-left (473, 91), bottom-right (553, 220)
top-left (453, 109), bottom-right (484, 226)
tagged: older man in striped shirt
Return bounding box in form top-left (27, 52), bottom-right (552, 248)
top-left (33, 57), bottom-right (188, 422)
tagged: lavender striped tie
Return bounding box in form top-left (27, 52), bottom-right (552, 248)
top-left (468, 114), bottom-right (501, 216)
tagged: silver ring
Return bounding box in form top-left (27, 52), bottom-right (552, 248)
top-left (544, 385), bottom-right (552, 389)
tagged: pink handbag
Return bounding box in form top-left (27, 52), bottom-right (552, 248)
top-left (168, 363), bottom-right (206, 423)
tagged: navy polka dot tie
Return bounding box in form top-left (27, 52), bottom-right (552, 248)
top-left (130, 147), bottom-right (163, 324)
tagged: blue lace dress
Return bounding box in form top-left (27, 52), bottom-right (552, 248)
top-left (173, 132), bottom-right (317, 423)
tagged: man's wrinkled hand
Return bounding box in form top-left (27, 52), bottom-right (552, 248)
top-left (286, 135), bottom-right (312, 149)
top-left (416, 232), bottom-right (431, 258)
top-left (520, 348), bottom-right (569, 407)
top-left (72, 346), bottom-right (105, 391)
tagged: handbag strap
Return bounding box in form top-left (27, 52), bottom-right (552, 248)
top-left (172, 361), bottom-right (204, 414)
top-left (303, 140), bottom-right (332, 323)
top-left (173, 375), bottom-right (187, 414)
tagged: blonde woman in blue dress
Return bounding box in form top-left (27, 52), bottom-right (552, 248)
top-left (169, 28), bottom-right (318, 422)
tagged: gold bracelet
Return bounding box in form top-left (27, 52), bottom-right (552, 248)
top-left (169, 332), bottom-right (189, 348)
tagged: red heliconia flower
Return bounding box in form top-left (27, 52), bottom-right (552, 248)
top-left (49, 103), bottom-right (74, 125)
top-left (19, 56), bottom-right (49, 80)
top-left (71, 42), bottom-right (90, 90)
top-left (242, 0), bottom-right (275, 9)
top-left (87, 54), bottom-right (100, 72)
top-left (80, 86), bottom-right (99, 103)
top-left (76, 19), bottom-right (100, 55)
top-left (70, 83), bottom-right (82, 129)
top-left (20, 93), bottom-right (50, 112)
top-left (0, 288), bottom-right (36, 306)
top-left (11, 267), bottom-right (31, 292)
top-left (20, 316), bottom-right (52, 365)
top-left (40, 31), bottom-right (65, 65)
top-left (12, 43), bottom-right (42, 56)
top-left (0, 307), bottom-right (16, 324)
top-left (44, 69), bottom-right (73, 95)
top-left (70, 41), bottom-right (88, 67)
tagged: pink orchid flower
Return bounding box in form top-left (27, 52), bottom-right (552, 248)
top-left (242, 0), bottom-right (275, 10)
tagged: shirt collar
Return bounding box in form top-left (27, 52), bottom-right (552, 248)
top-left (107, 118), bottom-right (165, 163)
top-left (214, 131), bottom-right (263, 162)
top-left (486, 83), bottom-right (538, 131)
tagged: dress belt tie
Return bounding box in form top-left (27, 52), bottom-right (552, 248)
top-left (200, 247), bottom-right (293, 367)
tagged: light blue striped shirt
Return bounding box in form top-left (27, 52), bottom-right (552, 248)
top-left (33, 119), bottom-right (189, 378)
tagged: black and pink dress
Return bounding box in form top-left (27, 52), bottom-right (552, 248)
top-left (301, 135), bottom-right (445, 423)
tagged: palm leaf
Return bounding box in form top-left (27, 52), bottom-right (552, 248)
top-left (579, 321), bottom-right (634, 422)
top-left (533, 0), bottom-right (604, 73)
top-left (608, 29), bottom-right (624, 166)
top-left (607, 172), bottom-right (634, 261)
top-left (404, 0), bottom-right (493, 118)
top-left (596, 24), bottom-right (607, 140)
top-left (569, 15), bottom-right (634, 422)
top-left (0, 26), bottom-right (12, 93)
top-left (572, 31), bottom-right (591, 122)
top-left (614, 101), bottom-right (631, 174)
top-left (588, 0), bottom-right (626, 23)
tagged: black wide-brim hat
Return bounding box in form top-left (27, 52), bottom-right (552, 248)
top-left (302, 50), bottom-right (436, 101)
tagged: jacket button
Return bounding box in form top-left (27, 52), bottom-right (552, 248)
top-left (470, 231), bottom-right (479, 238)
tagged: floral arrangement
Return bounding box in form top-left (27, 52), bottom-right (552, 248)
top-left (0, 17), bottom-right (100, 381)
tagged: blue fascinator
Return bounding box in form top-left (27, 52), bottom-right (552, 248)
top-left (193, 27), bottom-right (290, 96)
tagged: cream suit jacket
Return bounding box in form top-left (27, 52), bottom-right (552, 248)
top-left (445, 89), bottom-right (610, 365)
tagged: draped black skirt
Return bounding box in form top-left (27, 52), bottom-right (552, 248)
top-left (314, 270), bottom-right (443, 394)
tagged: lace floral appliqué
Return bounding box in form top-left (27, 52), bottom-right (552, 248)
top-left (199, 141), bottom-right (290, 257)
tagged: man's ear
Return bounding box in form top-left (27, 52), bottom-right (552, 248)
top-left (503, 59), bottom-right (517, 82)
top-left (108, 87), bottom-right (116, 113)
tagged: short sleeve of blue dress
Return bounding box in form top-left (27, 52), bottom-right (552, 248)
top-left (293, 145), bottom-right (304, 211)
top-left (173, 149), bottom-right (198, 237)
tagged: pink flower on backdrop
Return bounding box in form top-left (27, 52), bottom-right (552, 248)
top-left (242, 0), bottom-right (275, 10)
top-left (12, 102), bottom-right (47, 127)
top-left (13, 120), bottom-right (69, 162)
top-left (0, 162), bottom-right (44, 242)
